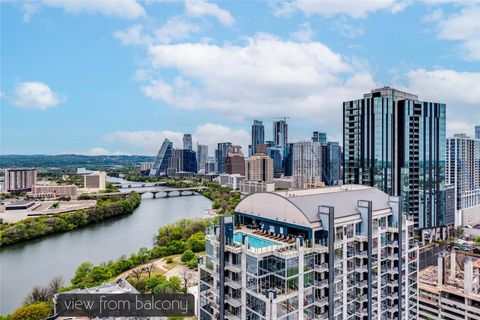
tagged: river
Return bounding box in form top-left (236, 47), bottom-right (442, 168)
top-left (0, 177), bottom-right (212, 314)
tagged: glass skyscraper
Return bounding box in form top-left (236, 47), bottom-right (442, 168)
top-left (183, 133), bottom-right (193, 150)
top-left (216, 142), bottom-right (232, 173)
top-left (475, 125), bottom-right (480, 140)
top-left (251, 120), bottom-right (265, 156)
top-left (343, 86), bottom-right (446, 229)
top-left (312, 131), bottom-right (327, 145)
top-left (322, 141), bottom-right (342, 186)
top-left (150, 138), bottom-right (173, 176)
top-left (273, 120), bottom-right (288, 150)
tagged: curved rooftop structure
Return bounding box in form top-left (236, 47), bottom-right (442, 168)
top-left (235, 185), bottom-right (392, 229)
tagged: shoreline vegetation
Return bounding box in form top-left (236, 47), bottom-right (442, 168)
top-left (0, 192), bottom-right (141, 247)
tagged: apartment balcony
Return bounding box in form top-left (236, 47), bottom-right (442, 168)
top-left (355, 265), bottom-right (368, 272)
top-left (314, 262), bottom-right (328, 272)
top-left (356, 294), bottom-right (368, 303)
top-left (355, 308), bottom-right (368, 317)
top-left (356, 250), bottom-right (368, 258)
top-left (225, 310), bottom-right (241, 320)
top-left (314, 297), bottom-right (328, 307)
top-left (225, 294), bottom-right (242, 308)
top-left (314, 279), bottom-right (329, 288)
top-left (225, 277), bottom-right (241, 290)
top-left (225, 262), bottom-right (242, 273)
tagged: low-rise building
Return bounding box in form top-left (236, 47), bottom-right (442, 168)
top-left (84, 171), bottom-right (107, 191)
top-left (5, 200), bottom-right (36, 211)
top-left (31, 184), bottom-right (78, 199)
top-left (417, 250), bottom-right (480, 320)
top-left (238, 180), bottom-right (274, 194)
top-left (217, 174), bottom-right (245, 190)
top-left (198, 185), bottom-right (419, 320)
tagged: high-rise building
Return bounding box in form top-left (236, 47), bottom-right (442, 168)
top-left (475, 125), bottom-right (480, 140)
top-left (273, 120), bottom-right (288, 150)
top-left (3, 168), bottom-right (37, 193)
top-left (245, 154), bottom-right (273, 183)
top-left (446, 133), bottom-right (480, 226)
top-left (322, 141), bottom-right (342, 186)
top-left (197, 144), bottom-right (208, 174)
top-left (283, 143), bottom-right (293, 176)
top-left (267, 147), bottom-right (283, 177)
top-left (216, 142), bottom-right (232, 173)
top-left (225, 152), bottom-right (245, 176)
top-left (251, 120), bottom-right (265, 156)
top-left (150, 138), bottom-right (174, 176)
top-left (343, 86), bottom-right (446, 229)
top-left (183, 134), bottom-right (193, 150)
top-left (172, 149), bottom-right (197, 173)
top-left (199, 185), bottom-right (419, 320)
top-left (312, 131), bottom-right (327, 145)
top-left (291, 141), bottom-right (323, 189)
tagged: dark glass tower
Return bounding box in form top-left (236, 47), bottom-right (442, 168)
top-left (150, 138), bottom-right (173, 176)
top-left (343, 86), bottom-right (446, 229)
top-left (251, 120), bottom-right (265, 156)
top-left (312, 131), bottom-right (327, 145)
top-left (273, 120), bottom-right (288, 150)
top-left (322, 141), bottom-right (342, 186)
top-left (215, 142), bottom-right (232, 173)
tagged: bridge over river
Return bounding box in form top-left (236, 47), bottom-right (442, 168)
top-left (91, 187), bottom-right (207, 198)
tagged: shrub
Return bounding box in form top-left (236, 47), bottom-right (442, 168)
top-left (181, 250), bottom-right (195, 263)
top-left (11, 302), bottom-right (51, 320)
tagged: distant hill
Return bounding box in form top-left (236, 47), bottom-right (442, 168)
top-left (0, 154), bottom-right (155, 169)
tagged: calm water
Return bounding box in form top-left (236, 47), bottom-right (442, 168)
top-left (0, 178), bottom-right (211, 314)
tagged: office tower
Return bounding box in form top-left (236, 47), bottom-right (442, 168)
top-left (255, 144), bottom-right (268, 155)
top-left (84, 171), bottom-right (107, 190)
top-left (312, 131), bottom-right (327, 145)
top-left (228, 145), bottom-right (243, 154)
top-left (251, 120), bottom-right (265, 156)
top-left (267, 147), bottom-right (283, 177)
top-left (216, 142), bottom-right (232, 173)
top-left (476, 125), bottom-right (480, 140)
top-left (199, 185), bottom-right (418, 320)
top-left (418, 250), bottom-right (480, 319)
top-left (446, 134), bottom-right (480, 226)
top-left (343, 86), bottom-right (446, 229)
top-left (197, 144), bottom-right (208, 174)
top-left (291, 141), bottom-right (322, 189)
top-left (150, 138), bottom-right (174, 176)
top-left (322, 142), bottom-right (342, 186)
top-left (3, 168), bottom-right (37, 193)
top-left (273, 120), bottom-right (288, 150)
top-left (140, 162), bottom-right (153, 172)
top-left (183, 133), bottom-right (193, 150)
top-left (245, 154), bottom-right (273, 183)
top-left (172, 149), bottom-right (197, 173)
top-left (225, 152), bottom-right (246, 176)
top-left (283, 143), bottom-right (293, 176)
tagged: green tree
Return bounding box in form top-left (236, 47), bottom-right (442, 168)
top-left (11, 303), bottom-right (51, 320)
top-left (181, 250), bottom-right (195, 263)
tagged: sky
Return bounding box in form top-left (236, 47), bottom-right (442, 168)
top-left (1, 0), bottom-right (479, 156)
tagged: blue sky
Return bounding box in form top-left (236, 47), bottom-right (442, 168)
top-left (1, 0), bottom-right (479, 155)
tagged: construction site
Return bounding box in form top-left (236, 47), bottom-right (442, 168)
top-left (418, 250), bottom-right (480, 320)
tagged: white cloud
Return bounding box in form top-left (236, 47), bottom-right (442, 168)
top-left (142, 33), bottom-right (375, 131)
top-left (433, 5), bottom-right (480, 60)
top-left (272, 0), bottom-right (408, 19)
top-left (185, 0), bottom-right (234, 26)
top-left (86, 147), bottom-right (125, 156)
top-left (42, 0), bottom-right (146, 19)
top-left (291, 22), bottom-right (314, 42)
top-left (400, 68), bottom-right (480, 135)
top-left (21, 3), bottom-right (40, 22)
top-left (155, 17), bottom-right (201, 44)
top-left (331, 17), bottom-right (365, 38)
top-left (114, 24), bottom-right (150, 46)
top-left (13, 81), bottom-right (63, 110)
top-left (103, 124), bottom-right (249, 155)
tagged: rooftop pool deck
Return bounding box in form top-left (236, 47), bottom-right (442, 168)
top-left (233, 232), bottom-right (281, 249)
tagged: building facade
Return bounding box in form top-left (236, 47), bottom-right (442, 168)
top-left (322, 142), bottom-right (342, 186)
top-left (225, 153), bottom-right (246, 176)
top-left (31, 184), bottom-right (78, 199)
top-left (343, 86), bottom-right (446, 229)
top-left (475, 125), bottom-right (480, 140)
top-left (150, 138), bottom-right (174, 176)
top-left (216, 142), bottom-right (233, 174)
top-left (251, 120), bottom-right (265, 156)
top-left (446, 133), bottom-right (480, 226)
top-left (197, 144), bottom-right (209, 174)
top-left (183, 133), bottom-right (193, 150)
top-left (312, 132), bottom-right (327, 145)
top-left (198, 185), bottom-right (419, 320)
top-left (172, 149), bottom-right (198, 173)
top-left (273, 120), bottom-right (288, 151)
top-left (291, 141), bottom-right (323, 189)
top-left (245, 154), bottom-right (273, 183)
top-left (4, 168), bottom-right (37, 193)
top-left (217, 174), bottom-right (245, 190)
top-left (84, 171), bottom-right (106, 190)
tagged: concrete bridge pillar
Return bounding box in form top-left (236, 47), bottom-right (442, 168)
top-left (152, 192), bottom-right (157, 199)
top-left (165, 191), bottom-right (170, 197)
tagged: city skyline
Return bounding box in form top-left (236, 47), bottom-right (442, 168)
top-left (2, 1), bottom-right (479, 156)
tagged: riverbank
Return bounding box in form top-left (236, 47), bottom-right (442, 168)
top-left (0, 192), bottom-right (141, 246)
